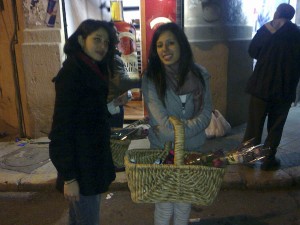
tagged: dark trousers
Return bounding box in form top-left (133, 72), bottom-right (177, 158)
top-left (243, 95), bottom-right (291, 157)
top-left (109, 105), bottom-right (124, 128)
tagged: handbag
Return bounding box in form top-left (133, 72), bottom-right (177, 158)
top-left (205, 110), bottom-right (231, 138)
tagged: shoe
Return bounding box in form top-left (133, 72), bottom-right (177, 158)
top-left (261, 157), bottom-right (281, 171)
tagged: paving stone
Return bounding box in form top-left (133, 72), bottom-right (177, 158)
top-left (19, 174), bottom-right (57, 191)
top-left (283, 166), bottom-right (300, 185)
top-left (0, 191), bottom-right (37, 200)
top-left (0, 145), bottom-right (50, 173)
top-left (31, 160), bottom-right (56, 174)
top-left (242, 167), bottom-right (293, 189)
top-left (222, 165), bottom-right (245, 189)
top-left (0, 142), bottom-right (22, 158)
top-left (0, 169), bottom-right (27, 191)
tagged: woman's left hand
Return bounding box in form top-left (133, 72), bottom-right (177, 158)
top-left (64, 180), bottom-right (80, 202)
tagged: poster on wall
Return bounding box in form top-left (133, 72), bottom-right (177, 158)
top-left (45, 0), bottom-right (59, 27)
top-left (23, 0), bottom-right (47, 26)
top-left (23, 0), bottom-right (59, 27)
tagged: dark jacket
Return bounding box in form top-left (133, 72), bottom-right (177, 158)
top-left (246, 21), bottom-right (300, 102)
top-left (107, 54), bottom-right (140, 102)
top-left (49, 55), bottom-right (116, 196)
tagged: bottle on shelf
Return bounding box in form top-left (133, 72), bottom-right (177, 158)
top-left (110, 1), bottom-right (139, 75)
top-left (110, 0), bottom-right (141, 100)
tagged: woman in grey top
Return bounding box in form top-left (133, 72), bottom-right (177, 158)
top-left (142, 22), bottom-right (212, 225)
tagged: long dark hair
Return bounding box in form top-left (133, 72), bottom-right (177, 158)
top-left (64, 19), bottom-right (118, 76)
top-left (146, 22), bottom-right (205, 102)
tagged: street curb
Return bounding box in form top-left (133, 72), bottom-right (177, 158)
top-left (1, 165), bottom-right (299, 192)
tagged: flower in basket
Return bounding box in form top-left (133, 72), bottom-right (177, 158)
top-left (184, 150), bottom-right (226, 168)
top-left (184, 142), bottom-right (271, 167)
top-left (163, 150), bottom-right (174, 164)
top-left (212, 158), bottom-right (226, 168)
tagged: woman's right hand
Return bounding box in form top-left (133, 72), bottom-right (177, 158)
top-left (114, 91), bottom-right (131, 106)
top-left (64, 180), bottom-right (80, 202)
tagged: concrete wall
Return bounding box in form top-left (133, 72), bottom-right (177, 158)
top-left (189, 37), bottom-right (252, 127)
top-left (22, 29), bottom-right (64, 137)
top-left (21, 0), bottom-right (65, 138)
top-left (184, 0), bottom-right (253, 126)
top-left (191, 43), bottom-right (228, 117)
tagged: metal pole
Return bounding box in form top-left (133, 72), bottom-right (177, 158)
top-left (11, 0), bottom-right (26, 137)
top-left (61, 0), bottom-right (68, 40)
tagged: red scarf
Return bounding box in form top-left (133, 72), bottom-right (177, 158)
top-left (76, 52), bottom-right (107, 81)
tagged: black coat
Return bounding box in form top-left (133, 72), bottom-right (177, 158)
top-left (246, 21), bottom-right (300, 102)
top-left (107, 54), bottom-right (140, 102)
top-left (49, 55), bottom-right (116, 196)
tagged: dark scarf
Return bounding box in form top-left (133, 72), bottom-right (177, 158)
top-left (76, 51), bottom-right (107, 81)
top-left (165, 63), bottom-right (204, 116)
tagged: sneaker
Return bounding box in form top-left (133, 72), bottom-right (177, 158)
top-left (261, 157), bottom-right (281, 171)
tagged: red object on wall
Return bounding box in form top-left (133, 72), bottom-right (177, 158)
top-left (140, 0), bottom-right (177, 116)
top-left (143, 0), bottom-right (177, 60)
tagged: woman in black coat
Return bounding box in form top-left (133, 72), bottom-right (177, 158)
top-left (49, 19), bottom-right (118, 225)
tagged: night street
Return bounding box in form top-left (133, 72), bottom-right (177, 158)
top-left (1, 1), bottom-right (300, 224)
top-left (1, 186), bottom-right (299, 225)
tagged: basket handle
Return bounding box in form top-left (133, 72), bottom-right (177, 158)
top-left (169, 116), bottom-right (185, 166)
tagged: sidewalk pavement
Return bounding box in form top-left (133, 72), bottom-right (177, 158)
top-left (0, 106), bottom-right (299, 192)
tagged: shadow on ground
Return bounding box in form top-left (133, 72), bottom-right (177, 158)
top-left (189, 215), bottom-right (268, 225)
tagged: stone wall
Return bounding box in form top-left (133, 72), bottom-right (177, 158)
top-left (21, 0), bottom-right (65, 138)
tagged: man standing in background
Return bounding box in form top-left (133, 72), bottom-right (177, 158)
top-left (243, 3), bottom-right (300, 170)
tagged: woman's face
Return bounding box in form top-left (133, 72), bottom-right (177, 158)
top-left (79, 28), bottom-right (109, 61)
top-left (156, 30), bottom-right (180, 65)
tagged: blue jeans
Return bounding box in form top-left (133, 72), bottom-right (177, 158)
top-left (154, 202), bottom-right (191, 225)
top-left (69, 194), bottom-right (101, 225)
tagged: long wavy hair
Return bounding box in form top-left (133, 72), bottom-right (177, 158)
top-left (145, 22), bottom-right (205, 103)
top-left (64, 19), bottom-right (118, 76)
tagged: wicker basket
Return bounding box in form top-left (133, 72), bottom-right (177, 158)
top-left (124, 116), bottom-right (225, 205)
top-left (110, 138), bottom-right (131, 168)
top-left (110, 118), bottom-right (149, 167)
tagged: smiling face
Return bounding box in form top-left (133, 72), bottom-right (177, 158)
top-left (156, 30), bottom-right (180, 65)
top-left (79, 28), bottom-right (109, 62)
